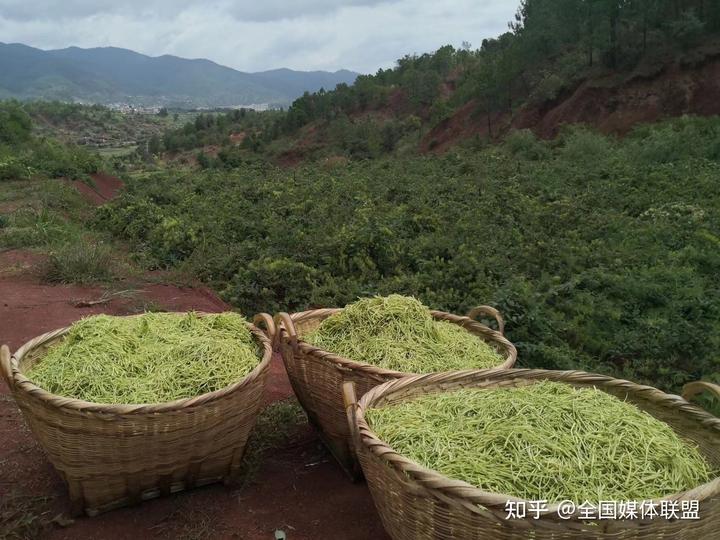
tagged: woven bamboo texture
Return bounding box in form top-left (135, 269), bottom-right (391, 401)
top-left (0, 315), bottom-right (272, 516)
top-left (265, 306), bottom-right (517, 477)
top-left (346, 368), bottom-right (720, 540)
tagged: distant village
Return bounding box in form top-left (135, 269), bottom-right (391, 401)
top-left (106, 102), bottom-right (272, 114)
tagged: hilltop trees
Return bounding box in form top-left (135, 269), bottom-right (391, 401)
top-left (511, 0), bottom-right (713, 68)
top-left (252, 0), bottom-right (720, 150)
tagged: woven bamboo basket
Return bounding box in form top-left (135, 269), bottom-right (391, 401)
top-left (345, 369), bottom-right (720, 540)
top-left (0, 314), bottom-right (272, 516)
top-left (255, 305), bottom-right (516, 478)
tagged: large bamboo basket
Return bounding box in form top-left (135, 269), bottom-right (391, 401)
top-left (0, 314), bottom-right (272, 516)
top-left (255, 305), bottom-right (516, 478)
top-left (345, 369), bottom-right (720, 540)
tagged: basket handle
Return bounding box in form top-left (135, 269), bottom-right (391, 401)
top-left (274, 312), bottom-right (299, 350)
top-left (1, 345), bottom-right (13, 388)
top-left (682, 381), bottom-right (720, 409)
top-left (466, 305), bottom-right (505, 334)
top-left (253, 313), bottom-right (277, 348)
top-left (343, 382), bottom-right (361, 460)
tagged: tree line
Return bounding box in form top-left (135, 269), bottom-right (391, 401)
top-left (277, 0), bottom-right (719, 137)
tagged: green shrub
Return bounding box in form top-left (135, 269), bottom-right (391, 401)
top-left (503, 129), bottom-right (549, 160)
top-left (222, 257), bottom-right (320, 315)
top-left (146, 216), bottom-right (200, 266)
top-left (559, 125), bottom-right (615, 163)
top-left (196, 151), bottom-right (213, 169)
top-left (624, 116), bottom-right (720, 165)
top-left (27, 140), bottom-right (100, 180)
top-left (530, 73), bottom-right (566, 104)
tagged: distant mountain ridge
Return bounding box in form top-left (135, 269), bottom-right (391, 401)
top-left (0, 43), bottom-right (359, 108)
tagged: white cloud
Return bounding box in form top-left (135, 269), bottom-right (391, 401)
top-left (0, 0), bottom-right (516, 73)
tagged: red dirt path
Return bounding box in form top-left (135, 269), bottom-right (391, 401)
top-left (0, 249), bottom-right (388, 540)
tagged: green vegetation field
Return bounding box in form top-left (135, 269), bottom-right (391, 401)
top-left (96, 118), bottom-right (720, 395)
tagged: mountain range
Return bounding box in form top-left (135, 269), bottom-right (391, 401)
top-left (0, 43), bottom-right (359, 108)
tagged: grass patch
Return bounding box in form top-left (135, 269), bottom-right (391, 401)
top-left (43, 240), bottom-right (115, 284)
top-left (0, 207), bottom-right (73, 250)
top-left (0, 179), bottom-right (93, 252)
top-left (0, 179), bottom-right (41, 206)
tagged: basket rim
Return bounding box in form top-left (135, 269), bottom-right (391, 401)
top-left (352, 368), bottom-right (720, 519)
top-left (6, 311), bottom-right (273, 414)
top-left (276, 307), bottom-right (517, 379)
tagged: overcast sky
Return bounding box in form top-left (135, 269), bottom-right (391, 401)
top-left (0, 0), bottom-right (516, 73)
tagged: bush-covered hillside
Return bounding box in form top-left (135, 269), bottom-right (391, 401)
top-left (97, 116), bottom-right (720, 394)
top-left (0, 101), bottom-right (100, 181)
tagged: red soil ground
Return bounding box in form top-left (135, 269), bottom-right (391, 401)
top-left (277, 125), bottom-right (325, 167)
top-left (420, 100), bottom-right (508, 154)
top-left (514, 55), bottom-right (720, 138)
top-left (71, 173), bottom-right (125, 205)
top-left (1, 179), bottom-right (388, 540)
